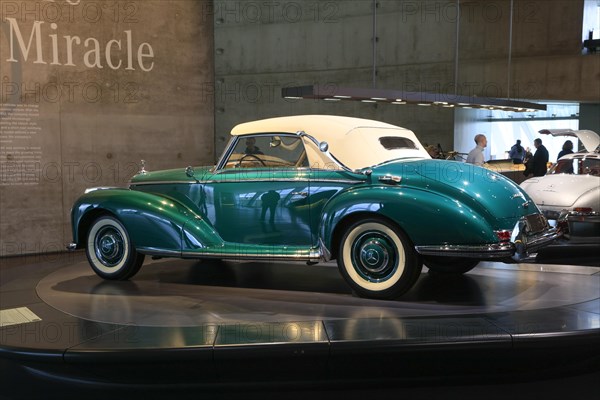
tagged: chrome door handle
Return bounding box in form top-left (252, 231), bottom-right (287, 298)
top-left (291, 191), bottom-right (309, 197)
top-left (378, 174), bottom-right (402, 184)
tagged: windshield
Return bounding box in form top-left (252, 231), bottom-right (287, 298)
top-left (220, 134), bottom-right (308, 169)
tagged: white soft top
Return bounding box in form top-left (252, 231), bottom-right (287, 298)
top-left (231, 115), bottom-right (429, 170)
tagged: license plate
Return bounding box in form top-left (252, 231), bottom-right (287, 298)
top-left (525, 214), bottom-right (547, 234)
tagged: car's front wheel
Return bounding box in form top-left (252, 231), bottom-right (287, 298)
top-left (337, 218), bottom-right (422, 299)
top-left (424, 256), bottom-right (479, 274)
top-left (86, 216), bottom-right (145, 280)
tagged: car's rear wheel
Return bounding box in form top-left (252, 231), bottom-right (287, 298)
top-left (86, 216), bottom-right (145, 280)
top-left (424, 256), bottom-right (479, 274)
top-left (337, 218), bottom-right (422, 299)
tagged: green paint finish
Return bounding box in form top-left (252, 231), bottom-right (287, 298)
top-left (72, 158), bottom-right (546, 261)
top-left (71, 188), bottom-right (224, 252)
top-left (320, 159), bottom-right (537, 250)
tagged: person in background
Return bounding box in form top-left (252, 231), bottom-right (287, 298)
top-left (466, 134), bottom-right (487, 166)
top-left (523, 138), bottom-right (549, 177)
top-left (557, 140), bottom-right (574, 161)
top-left (244, 137), bottom-right (263, 155)
top-left (508, 139), bottom-right (525, 164)
top-left (426, 145), bottom-right (440, 159)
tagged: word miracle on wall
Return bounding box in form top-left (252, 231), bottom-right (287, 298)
top-left (4, 18), bottom-right (155, 72)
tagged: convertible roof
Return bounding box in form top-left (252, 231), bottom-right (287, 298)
top-left (231, 115), bottom-right (429, 169)
top-left (231, 115), bottom-right (404, 137)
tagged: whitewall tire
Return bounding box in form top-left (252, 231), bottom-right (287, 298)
top-left (337, 218), bottom-right (422, 299)
top-left (86, 216), bottom-right (144, 280)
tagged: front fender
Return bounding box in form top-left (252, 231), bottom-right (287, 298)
top-left (71, 188), bottom-right (223, 253)
top-left (320, 186), bottom-right (500, 252)
top-left (573, 186), bottom-right (600, 210)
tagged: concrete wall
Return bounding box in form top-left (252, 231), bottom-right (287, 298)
top-left (580, 103), bottom-right (600, 133)
top-left (213, 0), bottom-right (599, 156)
top-left (0, 0), bottom-right (214, 256)
top-left (1, 0), bottom-right (597, 257)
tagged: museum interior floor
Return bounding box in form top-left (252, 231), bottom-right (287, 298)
top-left (0, 243), bottom-right (598, 399)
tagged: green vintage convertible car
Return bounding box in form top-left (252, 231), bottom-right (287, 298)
top-left (69, 115), bottom-right (559, 299)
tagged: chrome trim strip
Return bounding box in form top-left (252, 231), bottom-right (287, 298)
top-left (180, 250), bottom-right (322, 261)
top-left (130, 178), bottom-right (360, 186)
top-left (566, 211), bottom-right (600, 217)
top-left (137, 248), bottom-right (181, 257)
top-left (312, 179), bottom-right (361, 185)
top-left (137, 247), bottom-right (322, 261)
top-left (415, 243), bottom-right (514, 258)
top-left (84, 187), bottom-right (124, 194)
top-left (215, 136), bottom-right (238, 171)
top-left (129, 181), bottom-right (195, 186)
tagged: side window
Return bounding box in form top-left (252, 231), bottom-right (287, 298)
top-left (379, 136), bottom-right (418, 150)
top-left (582, 158), bottom-right (600, 176)
top-left (223, 135), bottom-right (308, 169)
top-left (551, 159), bottom-right (576, 174)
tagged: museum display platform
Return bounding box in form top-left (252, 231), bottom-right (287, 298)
top-left (1, 247), bottom-right (599, 396)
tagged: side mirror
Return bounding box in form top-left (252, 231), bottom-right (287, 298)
top-left (319, 142), bottom-right (329, 152)
top-left (185, 166), bottom-right (195, 178)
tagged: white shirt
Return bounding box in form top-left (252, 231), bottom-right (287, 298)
top-left (466, 145), bottom-right (485, 166)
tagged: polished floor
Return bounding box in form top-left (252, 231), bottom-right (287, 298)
top-left (36, 259), bottom-right (600, 325)
top-left (1, 248), bottom-right (599, 398)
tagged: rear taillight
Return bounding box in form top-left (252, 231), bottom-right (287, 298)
top-left (495, 230), bottom-right (512, 242)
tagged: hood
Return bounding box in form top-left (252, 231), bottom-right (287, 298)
top-left (130, 166), bottom-right (213, 184)
top-left (371, 159), bottom-right (535, 221)
top-left (539, 129), bottom-right (600, 153)
top-left (520, 174), bottom-right (599, 208)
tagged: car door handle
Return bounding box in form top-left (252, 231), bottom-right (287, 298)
top-left (291, 191), bottom-right (309, 197)
top-left (378, 174), bottom-right (402, 184)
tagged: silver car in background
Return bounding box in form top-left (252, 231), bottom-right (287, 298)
top-left (520, 129), bottom-right (600, 243)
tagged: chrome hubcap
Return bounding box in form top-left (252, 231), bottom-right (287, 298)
top-left (351, 231), bottom-right (398, 282)
top-left (95, 227), bottom-right (125, 268)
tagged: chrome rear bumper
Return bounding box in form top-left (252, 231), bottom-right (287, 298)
top-left (66, 243), bottom-right (78, 251)
top-left (415, 215), bottom-right (561, 261)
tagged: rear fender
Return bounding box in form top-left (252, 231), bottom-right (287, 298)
top-left (71, 188), bottom-right (223, 253)
top-left (320, 186), bottom-right (498, 255)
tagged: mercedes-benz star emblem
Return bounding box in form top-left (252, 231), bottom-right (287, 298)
top-left (364, 249), bottom-right (380, 265)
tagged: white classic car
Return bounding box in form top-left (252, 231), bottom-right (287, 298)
top-left (520, 129), bottom-right (600, 243)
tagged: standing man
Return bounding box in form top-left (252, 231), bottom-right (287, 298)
top-left (466, 134), bottom-right (487, 166)
top-left (508, 139), bottom-right (525, 164)
top-left (524, 138), bottom-right (549, 177)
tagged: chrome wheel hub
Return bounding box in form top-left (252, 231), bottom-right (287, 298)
top-left (95, 227), bottom-right (125, 268)
top-left (351, 231), bottom-right (398, 282)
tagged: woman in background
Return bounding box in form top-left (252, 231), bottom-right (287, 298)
top-left (557, 140), bottom-right (574, 161)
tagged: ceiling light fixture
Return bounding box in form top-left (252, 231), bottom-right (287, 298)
top-left (281, 85), bottom-right (546, 112)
